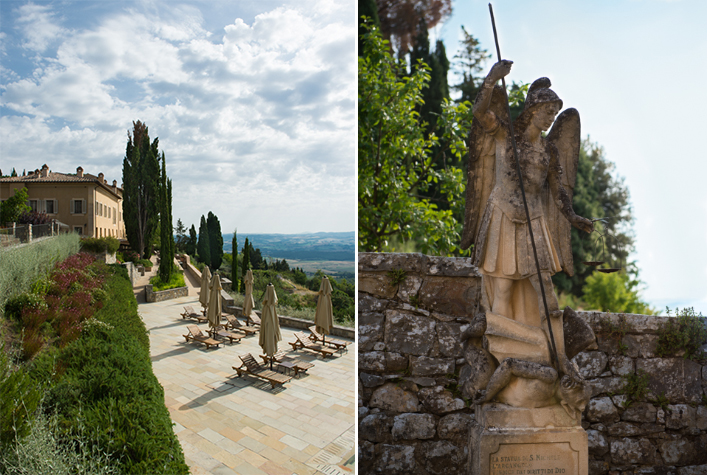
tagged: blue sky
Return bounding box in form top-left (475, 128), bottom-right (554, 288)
top-left (432, 0), bottom-right (707, 313)
top-left (0, 0), bottom-right (356, 234)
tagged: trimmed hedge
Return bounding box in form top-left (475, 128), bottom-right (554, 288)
top-left (79, 236), bottom-right (120, 254)
top-left (31, 264), bottom-right (188, 474)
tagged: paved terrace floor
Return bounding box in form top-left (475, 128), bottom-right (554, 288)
top-left (134, 263), bottom-right (355, 475)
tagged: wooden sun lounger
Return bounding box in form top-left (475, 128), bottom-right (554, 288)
top-left (246, 312), bottom-right (261, 327)
top-left (259, 350), bottom-right (315, 377)
top-left (232, 354), bottom-right (292, 389)
top-left (225, 314), bottom-right (258, 335)
top-left (183, 324), bottom-right (220, 349)
top-left (181, 306), bottom-right (207, 323)
top-left (209, 325), bottom-right (245, 344)
top-left (308, 325), bottom-right (351, 352)
top-left (289, 332), bottom-right (337, 358)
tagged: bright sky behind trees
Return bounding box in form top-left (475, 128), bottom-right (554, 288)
top-left (435, 0), bottom-right (706, 313)
top-left (0, 0), bottom-right (356, 234)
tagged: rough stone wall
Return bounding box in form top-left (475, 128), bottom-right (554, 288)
top-left (358, 252), bottom-right (706, 475)
top-left (145, 285), bottom-right (188, 302)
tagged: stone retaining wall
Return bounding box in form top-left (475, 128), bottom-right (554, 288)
top-left (358, 252), bottom-right (706, 475)
top-left (224, 305), bottom-right (355, 340)
top-left (145, 285), bottom-right (189, 302)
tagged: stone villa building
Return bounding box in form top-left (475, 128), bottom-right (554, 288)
top-left (0, 164), bottom-right (126, 238)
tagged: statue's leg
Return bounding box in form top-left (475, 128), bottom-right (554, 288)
top-left (489, 276), bottom-right (514, 319)
top-left (528, 272), bottom-right (566, 368)
top-left (475, 358), bottom-right (557, 404)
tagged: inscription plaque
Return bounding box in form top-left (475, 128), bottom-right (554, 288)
top-left (490, 443), bottom-right (578, 475)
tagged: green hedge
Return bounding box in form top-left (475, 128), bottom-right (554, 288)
top-left (79, 236), bottom-right (120, 254)
top-left (30, 264), bottom-right (188, 474)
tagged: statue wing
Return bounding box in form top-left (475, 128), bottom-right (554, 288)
top-left (461, 86), bottom-right (506, 252)
top-left (545, 108), bottom-right (580, 276)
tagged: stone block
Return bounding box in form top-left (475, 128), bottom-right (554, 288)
top-left (359, 252), bottom-right (424, 273)
top-left (359, 351), bottom-right (386, 372)
top-left (696, 406), bottom-right (706, 430)
top-left (607, 422), bottom-right (664, 437)
top-left (626, 334), bottom-right (659, 358)
top-left (436, 322), bottom-right (465, 358)
top-left (359, 413), bottom-right (393, 443)
top-left (360, 373), bottom-right (385, 388)
top-left (358, 440), bottom-right (374, 472)
top-left (396, 275), bottom-right (423, 303)
top-left (359, 312), bottom-right (384, 352)
top-left (678, 466), bottom-right (708, 475)
top-left (391, 413), bottom-right (436, 441)
top-left (589, 461), bottom-right (610, 475)
top-left (384, 310), bottom-right (436, 356)
top-left (588, 376), bottom-right (625, 398)
top-left (659, 437), bottom-right (696, 465)
top-left (665, 404), bottom-right (695, 430)
top-left (437, 413), bottom-right (476, 440)
top-left (587, 397), bottom-right (620, 424)
top-left (621, 403), bottom-right (657, 423)
top-left (574, 351), bottom-right (608, 379)
top-left (424, 255), bottom-right (480, 277)
top-left (369, 383), bottom-right (420, 413)
top-left (419, 440), bottom-right (467, 475)
top-left (385, 352), bottom-right (409, 372)
top-left (373, 444), bottom-right (418, 473)
top-left (587, 429), bottom-right (609, 457)
top-left (359, 273), bottom-right (397, 299)
top-left (636, 358), bottom-right (704, 404)
top-left (409, 356), bottom-right (455, 376)
top-left (608, 355), bottom-right (634, 376)
top-left (419, 276), bottom-right (479, 317)
top-left (418, 386), bottom-right (465, 415)
top-left (609, 438), bottom-right (656, 465)
top-left (405, 376), bottom-right (436, 387)
top-left (358, 292), bottom-right (388, 314)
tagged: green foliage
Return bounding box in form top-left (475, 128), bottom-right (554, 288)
top-left (242, 237), bottom-right (252, 277)
top-left (618, 370), bottom-right (650, 408)
top-left (149, 272), bottom-right (186, 292)
top-left (197, 215), bottom-right (211, 267)
top-left (158, 152), bottom-right (173, 283)
top-left (0, 233), bottom-right (80, 317)
top-left (174, 218), bottom-right (188, 253)
top-left (122, 120), bottom-right (161, 259)
top-left (598, 314), bottom-right (632, 354)
top-left (451, 25), bottom-right (490, 105)
top-left (0, 343), bottom-right (42, 447)
top-left (0, 186), bottom-right (31, 224)
top-left (207, 212), bottom-right (223, 271)
top-left (79, 237), bottom-right (120, 254)
top-left (650, 392), bottom-right (670, 411)
top-left (655, 307), bottom-right (706, 362)
top-left (4, 293), bottom-right (48, 321)
top-left (29, 265), bottom-right (187, 473)
top-left (358, 21), bottom-right (467, 255)
top-left (553, 138), bottom-right (634, 297)
top-left (186, 224), bottom-right (197, 256)
top-left (583, 269), bottom-right (656, 315)
top-left (387, 269), bottom-right (407, 286)
top-left (231, 231), bottom-right (240, 294)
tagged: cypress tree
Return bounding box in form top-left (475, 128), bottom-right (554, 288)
top-left (206, 211), bottom-right (223, 270)
top-left (187, 224), bottom-right (197, 256)
top-left (158, 152), bottom-right (171, 282)
top-left (241, 237), bottom-right (251, 277)
top-left (231, 230), bottom-right (239, 293)
top-left (197, 215), bottom-right (211, 267)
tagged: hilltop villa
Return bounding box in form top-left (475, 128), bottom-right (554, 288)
top-left (0, 164), bottom-right (126, 238)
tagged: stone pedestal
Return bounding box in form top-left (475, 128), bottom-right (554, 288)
top-left (469, 403), bottom-right (588, 475)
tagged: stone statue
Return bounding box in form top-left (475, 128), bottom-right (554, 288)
top-left (459, 59), bottom-right (596, 412)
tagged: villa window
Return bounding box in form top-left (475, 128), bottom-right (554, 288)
top-left (29, 199), bottom-right (38, 212)
top-left (44, 199), bottom-right (57, 214)
top-left (72, 199), bottom-right (85, 214)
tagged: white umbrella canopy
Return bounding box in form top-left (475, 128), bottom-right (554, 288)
top-left (199, 266), bottom-right (212, 313)
top-left (243, 269), bottom-right (256, 320)
top-left (314, 276), bottom-right (334, 343)
top-left (207, 274), bottom-right (223, 330)
top-left (259, 284), bottom-right (281, 369)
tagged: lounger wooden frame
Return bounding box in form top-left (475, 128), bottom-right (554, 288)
top-left (232, 353), bottom-right (292, 389)
top-left (210, 325), bottom-right (245, 344)
top-left (289, 332), bottom-right (337, 358)
top-left (307, 325), bottom-right (351, 352)
top-left (259, 350), bottom-right (315, 377)
top-left (181, 306), bottom-right (207, 323)
top-left (225, 314), bottom-right (258, 335)
top-left (183, 324), bottom-right (221, 349)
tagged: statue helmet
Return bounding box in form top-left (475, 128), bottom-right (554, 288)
top-left (523, 77), bottom-right (563, 113)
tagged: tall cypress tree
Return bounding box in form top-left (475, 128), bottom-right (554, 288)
top-left (158, 152), bottom-right (171, 282)
top-left (231, 230), bottom-right (239, 293)
top-left (122, 120), bottom-right (161, 258)
top-left (197, 215), bottom-right (211, 267)
top-left (241, 237), bottom-right (251, 278)
top-left (187, 224), bottom-right (197, 256)
top-left (206, 211), bottom-right (223, 270)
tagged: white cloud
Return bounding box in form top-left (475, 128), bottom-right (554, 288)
top-left (17, 2), bottom-right (68, 52)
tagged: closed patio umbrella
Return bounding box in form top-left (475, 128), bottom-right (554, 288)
top-left (259, 283), bottom-right (281, 370)
top-left (199, 266), bottom-right (212, 314)
top-left (243, 269), bottom-right (256, 322)
top-left (314, 276), bottom-right (334, 344)
top-left (207, 274), bottom-right (222, 333)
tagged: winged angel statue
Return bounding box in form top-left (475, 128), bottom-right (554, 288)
top-left (459, 60), bottom-right (595, 419)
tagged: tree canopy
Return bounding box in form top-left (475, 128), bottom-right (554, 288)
top-left (206, 211), bottom-right (223, 271)
top-left (0, 187), bottom-right (30, 224)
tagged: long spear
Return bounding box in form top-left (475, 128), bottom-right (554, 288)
top-left (487, 3), bottom-right (561, 374)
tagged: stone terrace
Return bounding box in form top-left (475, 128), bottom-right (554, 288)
top-left (140, 295), bottom-right (355, 475)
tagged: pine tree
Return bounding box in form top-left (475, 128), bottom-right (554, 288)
top-left (206, 211), bottom-right (223, 270)
top-left (197, 215), bottom-right (211, 267)
top-left (175, 218), bottom-right (187, 252)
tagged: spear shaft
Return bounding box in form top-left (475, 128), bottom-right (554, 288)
top-left (487, 3), bottom-right (561, 373)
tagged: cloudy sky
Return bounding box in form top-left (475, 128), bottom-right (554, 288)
top-left (0, 0), bottom-right (356, 234)
top-left (435, 0), bottom-right (706, 313)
